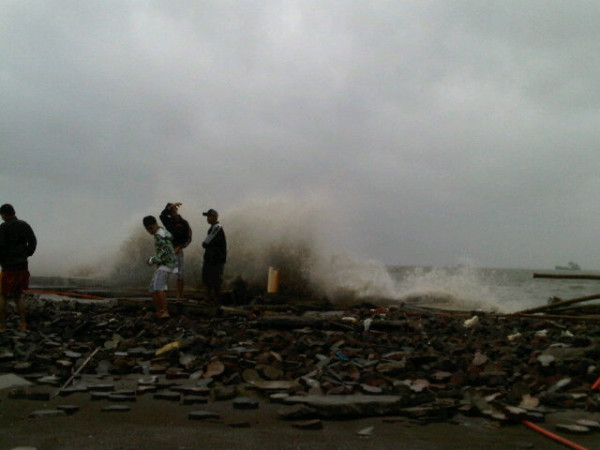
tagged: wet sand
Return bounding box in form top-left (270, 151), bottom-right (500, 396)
top-left (2, 380), bottom-right (599, 449)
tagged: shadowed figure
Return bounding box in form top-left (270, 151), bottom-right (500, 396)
top-left (0, 204), bottom-right (37, 332)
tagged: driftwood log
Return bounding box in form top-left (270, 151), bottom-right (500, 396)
top-left (514, 293), bottom-right (600, 315)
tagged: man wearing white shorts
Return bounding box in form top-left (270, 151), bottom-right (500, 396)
top-left (143, 215), bottom-right (177, 319)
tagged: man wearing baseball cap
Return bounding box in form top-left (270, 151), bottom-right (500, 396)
top-left (201, 208), bottom-right (226, 304)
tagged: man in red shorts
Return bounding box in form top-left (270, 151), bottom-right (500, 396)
top-left (0, 204), bottom-right (37, 332)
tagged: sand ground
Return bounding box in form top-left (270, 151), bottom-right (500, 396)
top-left (1, 388), bottom-right (599, 450)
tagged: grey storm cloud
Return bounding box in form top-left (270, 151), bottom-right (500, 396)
top-left (2, 0), bottom-right (600, 275)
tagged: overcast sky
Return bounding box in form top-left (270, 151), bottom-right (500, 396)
top-left (3, 1), bottom-right (600, 275)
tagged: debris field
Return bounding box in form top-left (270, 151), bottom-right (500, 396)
top-left (2, 291), bottom-right (600, 445)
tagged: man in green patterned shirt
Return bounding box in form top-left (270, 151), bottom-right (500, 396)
top-left (143, 215), bottom-right (177, 319)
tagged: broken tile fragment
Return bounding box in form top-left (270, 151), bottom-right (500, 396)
top-left (59, 386), bottom-right (87, 396)
top-left (29, 409), bottom-right (67, 418)
top-left (182, 395), bottom-right (208, 405)
top-left (228, 421), bottom-right (251, 428)
top-left (165, 369), bottom-right (189, 380)
top-left (573, 418), bottom-right (600, 430)
top-left (87, 383), bottom-right (114, 392)
top-left (292, 419), bottom-right (323, 430)
top-left (269, 393), bottom-right (290, 403)
top-left (90, 391), bottom-right (111, 401)
top-left (56, 405), bottom-right (80, 415)
top-left (555, 423), bottom-right (589, 434)
top-left (278, 404), bottom-right (318, 420)
top-left (248, 380), bottom-right (298, 391)
top-left (188, 410), bottom-right (220, 420)
top-left (356, 426), bottom-right (374, 437)
top-left (136, 385), bottom-right (157, 395)
top-left (107, 393), bottom-right (136, 402)
top-left (153, 391), bottom-right (181, 401)
top-left (37, 375), bottom-right (60, 386)
top-left (233, 396), bottom-right (259, 410)
top-left (213, 386), bottom-right (237, 401)
top-left (101, 405), bottom-right (131, 412)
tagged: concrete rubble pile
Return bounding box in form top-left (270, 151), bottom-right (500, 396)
top-left (1, 293), bottom-right (600, 434)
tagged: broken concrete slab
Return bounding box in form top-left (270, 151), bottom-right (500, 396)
top-left (0, 374), bottom-right (33, 389)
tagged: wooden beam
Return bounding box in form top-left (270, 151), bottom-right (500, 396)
top-left (514, 293), bottom-right (600, 315)
top-left (533, 273), bottom-right (600, 280)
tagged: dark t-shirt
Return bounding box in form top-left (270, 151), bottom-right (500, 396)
top-left (0, 218), bottom-right (37, 270)
top-left (160, 208), bottom-right (192, 248)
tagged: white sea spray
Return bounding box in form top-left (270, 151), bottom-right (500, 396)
top-left (77, 192), bottom-right (597, 313)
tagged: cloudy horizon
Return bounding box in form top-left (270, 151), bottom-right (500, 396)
top-left (3, 1), bottom-right (600, 276)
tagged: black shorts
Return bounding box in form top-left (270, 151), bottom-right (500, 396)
top-left (202, 263), bottom-right (224, 291)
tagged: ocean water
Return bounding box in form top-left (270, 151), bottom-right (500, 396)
top-left (386, 266), bottom-right (600, 313)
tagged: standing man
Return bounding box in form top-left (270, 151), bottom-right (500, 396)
top-left (0, 204), bottom-right (37, 332)
top-left (201, 208), bottom-right (226, 304)
top-left (143, 215), bottom-right (177, 319)
top-left (160, 202), bottom-right (192, 302)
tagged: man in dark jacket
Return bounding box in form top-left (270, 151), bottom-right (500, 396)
top-left (201, 208), bottom-right (226, 304)
top-left (160, 203), bottom-right (192, 302)
top-left (0, 204), bottom-right (37, 332)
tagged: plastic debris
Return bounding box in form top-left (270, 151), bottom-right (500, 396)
top-left (357, 426), bottom-right (374, 437)
top-left (463, 316), bottom-right (479, 328)
top-left (155, 341), bottom-right (180, 356)
top-left (507, 332), bottom-right (522, 341)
